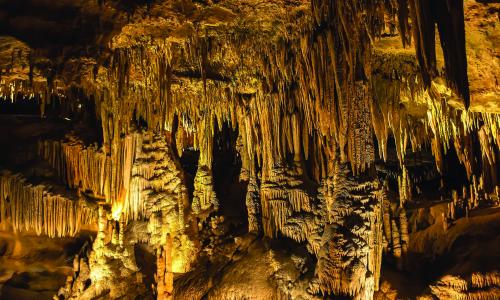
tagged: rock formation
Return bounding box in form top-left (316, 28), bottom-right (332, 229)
top-left (0, 0), bottom-right (499, 299)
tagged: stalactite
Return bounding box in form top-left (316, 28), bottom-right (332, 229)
top-left (347, 81), bottom-right (376, 174)
top-left (370, 91), bottom-right (390, 162)
top-left (406, 0), bottom-right (470, 107)
top-left (38, 133), bottom-right (146, 220)
top-left (0, 171), bottom-right (97, 237)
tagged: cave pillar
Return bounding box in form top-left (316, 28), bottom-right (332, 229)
top-left (315, 161), bottom-right (382, 300)
top-left (315, 78), bottom-right (382, 297)
top-left (237, 127), bottom-right (263, 234)
top-left (192, 116), bottom-right (218, 218)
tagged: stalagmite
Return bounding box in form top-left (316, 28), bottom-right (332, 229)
top-left (398, 209), bottom-right (409, 254)
top-left (315, 162), bottom-right (382, 299)
top-left (192, 166), bottom-right (218, 216)
top-left (133, 132), bottom-right (197, 273)
top-left (156, 241), bottom-right (174, 300)
top-left (245, 175), bottom-right (262, 233)
top-left (391, 219), bottom-right (402, 269)
top-left (381, 186), bottom-right (393, 253)
top-left (450, 190), bottom-right (458, 220)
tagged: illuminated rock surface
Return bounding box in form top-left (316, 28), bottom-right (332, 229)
top-left (0, 0), bottom-right (499, 299)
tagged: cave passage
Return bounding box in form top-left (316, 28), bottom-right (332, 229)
top-left (0, 1), bottom-right (499, 300)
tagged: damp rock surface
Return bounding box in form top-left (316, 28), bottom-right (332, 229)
top-left (0, 1), bottom-right (499, 299)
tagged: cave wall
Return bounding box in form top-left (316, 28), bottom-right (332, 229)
top-left (0, 1), bottom-right (499, 299)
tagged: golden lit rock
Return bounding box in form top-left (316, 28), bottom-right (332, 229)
top-left (0, 1), bottom-right (498, 299)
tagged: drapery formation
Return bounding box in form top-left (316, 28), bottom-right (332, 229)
top-left (0, 171), bottom-right (97, 237)
top-left (39, 133), bottom-right (142, 221)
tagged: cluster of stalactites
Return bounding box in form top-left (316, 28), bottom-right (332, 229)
top-left (38, 138), bottom-right (108, 197)
top-left (307, 0), bottom-right (471, 174)
top-left (255, 0), bottom-right (383, 175)
top-left (372, 75), bottom-right (499, 192)
top-left (0, 171), bottom-right (97, 238)
top-left (398, 0), bottom-right (470, 108)
top-left (428, 100), bottom-right (500, 189)
top-left (3, 1), bottom-right (473, 193)
top-left (2, 0), bottom-right (475, 184)
top-left (91, 42), bottom-right (237, 148)
top-left (371, 75), bottom-right (441, 167)
top-left (38, 133), bottom-right (146, 221)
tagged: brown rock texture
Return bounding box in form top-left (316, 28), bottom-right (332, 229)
top-left (0, 1), bottom-right (498, 299)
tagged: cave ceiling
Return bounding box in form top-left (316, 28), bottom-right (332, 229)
top-left (0, 1), bottom-right (499, 300)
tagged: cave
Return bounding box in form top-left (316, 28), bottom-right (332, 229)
top-left (0, 1), bottom-right (499, 299)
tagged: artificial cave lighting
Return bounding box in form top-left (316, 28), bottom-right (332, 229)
top-left (0, 0), bottom-right (499, 300)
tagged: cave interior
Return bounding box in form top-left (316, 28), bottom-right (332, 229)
top-left (0, 0), bottom-right (499, 299)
